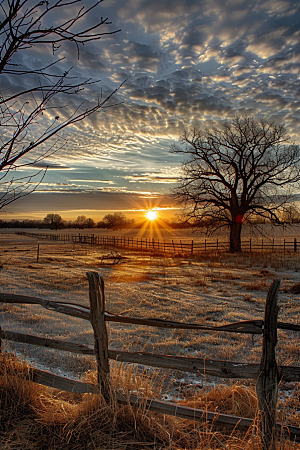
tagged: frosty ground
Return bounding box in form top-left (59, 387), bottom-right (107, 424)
top-left (1, 228), bottom-right (300, 399)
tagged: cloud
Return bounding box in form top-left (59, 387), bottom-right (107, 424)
top-left (30, 162), bottom-right (73, 170)
top-left (3, 0), bottom-right (300, 219)
top-left (125, 173), bottom-right (178, 183)
top-left (2, 190), bottom-right (176, 216)
top-left (69, 179), bottom-right (115, 184)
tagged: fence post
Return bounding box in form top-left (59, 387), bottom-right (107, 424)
top-left (294, 238), bottom-right (297, 252)
top-left (86, 271), bottom-right (110, 402)
top-left (191, 240), bottom-right (194, 256)
top-left (256, 279), bottom-right (280, 450)
top-left (37, 244), bottom-right (40, 263)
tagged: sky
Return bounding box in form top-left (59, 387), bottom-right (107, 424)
top-left (2, 0), bottom-right (300, 222)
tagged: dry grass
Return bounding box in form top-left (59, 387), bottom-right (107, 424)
top-left (180, 383), bottom-right (258, 417)
top-left (2, 232), bottom-right (300, 448)
top-left (1, 354), bottom-right (300, 450)
top-left (1, 238), bottom-right (299, 372)
top-left (109, 272), bottom-right (156, 283)
top-left (243, 280), bottom-right (268, 291)
top-left (0, 354), bottom-right (171, 449)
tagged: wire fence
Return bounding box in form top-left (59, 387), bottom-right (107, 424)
top-left (16, 231), bottom-right (300, 254)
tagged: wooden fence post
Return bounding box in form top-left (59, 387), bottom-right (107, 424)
top-left (256, 279), bottom-right (280, 450)
top-left (37, 244), bottom-right (40, 263)
top-left (86, 271), bottom-right (110, 402)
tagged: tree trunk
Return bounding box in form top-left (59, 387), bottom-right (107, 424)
top-left (230, 221), bottom-right (242, 252)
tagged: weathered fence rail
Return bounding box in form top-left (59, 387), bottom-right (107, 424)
top-left (1, 274), bottom-right (300, 448)
top-left (15, 231), bottom-right (300, 254)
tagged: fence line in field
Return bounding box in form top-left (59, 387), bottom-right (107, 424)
top-left (15, 231), bottom-right (300, 254)
top-left (1, 274), bottom-right (300, 448)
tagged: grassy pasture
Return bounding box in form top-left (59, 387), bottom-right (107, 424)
top-left (1, 230), bottom-right (300, 448)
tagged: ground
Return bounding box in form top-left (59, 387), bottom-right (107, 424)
top-left (1, 227), bottom-right (300, 399)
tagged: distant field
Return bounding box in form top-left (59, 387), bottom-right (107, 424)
top-left (1, 230), bottom-right (300, 393)
top-left (4, 222), bottom-right (300, 243)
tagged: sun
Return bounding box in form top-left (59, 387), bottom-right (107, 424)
top-left (146, 210), bottom-right (157, 221)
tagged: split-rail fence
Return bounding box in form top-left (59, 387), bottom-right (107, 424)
top-left (16, 231), bottom-right (300, 254)
top-left (1, 274), bottom-right (300, 449)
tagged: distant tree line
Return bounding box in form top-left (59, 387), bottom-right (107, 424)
top-left (0, 212), bottom-right (135, 230)
top-left (1, 209), bottom-right (299, 231)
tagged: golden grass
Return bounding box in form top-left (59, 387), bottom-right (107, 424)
top-left (0, 354), bottom-right (171, 450)
top-left (1, 354), bottom-right (300, 450)
top-left (2, 233), bottom-right (300, 448)
top-left (181, 383), bottom-right (258, 417)
top-left (243, 280), bottom-right (268, 291)
top-left (109, 273), bottom-right (156, 283)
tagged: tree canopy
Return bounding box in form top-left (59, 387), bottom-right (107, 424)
top-left (102, 212), bottom-right (133, 228)
top-left (172, 116), bottom-right (300, 252)
top-left (43, 213), bottom-right (64, 230)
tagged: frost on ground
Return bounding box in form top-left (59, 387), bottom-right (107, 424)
top-left (1, 229), bottom-right (300, 397)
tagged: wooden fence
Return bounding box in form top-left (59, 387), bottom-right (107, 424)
top-left (15, 231), bottom-right (300, 254)
top-left (1, 274), bottom-right (300, 449)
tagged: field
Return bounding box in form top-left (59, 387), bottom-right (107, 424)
top-left (1, 228), bottom-right (300, 449)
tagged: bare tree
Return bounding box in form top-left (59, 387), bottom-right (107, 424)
top-left (172, 116), bottom-right (300, 252)
top-left (102, 212), bottom-right (130, 229)
top-left (75, 215), bottom-right (87, 229)
top-left (43, 213), bottom-right (64, 230)
top-left (85, 217), bottom-right (95, 228)
top-left (282, 205), bottom-right (300, 224)
top-left (0, 0), bottom-right (121, 209)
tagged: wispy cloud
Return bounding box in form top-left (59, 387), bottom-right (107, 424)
top-left (68, 179), bottom-right (115, 184)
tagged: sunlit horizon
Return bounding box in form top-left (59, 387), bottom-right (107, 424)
top-left (146, 210), bottom-right (157, 221)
